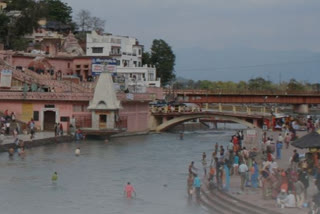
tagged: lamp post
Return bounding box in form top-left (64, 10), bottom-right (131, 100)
top-left (262, 96), bottom-right (268, 131)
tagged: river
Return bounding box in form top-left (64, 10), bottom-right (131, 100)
top-left (0, 127), bottom-right (245, 214)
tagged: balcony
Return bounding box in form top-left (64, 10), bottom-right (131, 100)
top-left (109, 51), bottom-right (121, 56)
top-left (117, 92), bottom-right (154, 102)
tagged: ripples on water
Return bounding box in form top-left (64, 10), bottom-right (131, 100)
top-left (0, 128), bottom-right (244, 214)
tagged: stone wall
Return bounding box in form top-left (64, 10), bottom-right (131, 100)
top-left (0, 135), bottom-right (73, 153)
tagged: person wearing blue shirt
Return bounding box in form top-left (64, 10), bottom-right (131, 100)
top-left (193, 174), bottom-right (201, 198)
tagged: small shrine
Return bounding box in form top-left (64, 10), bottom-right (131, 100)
top-left (87, 66), bottom-right (121, 130)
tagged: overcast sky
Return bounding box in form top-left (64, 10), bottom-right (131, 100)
top-left (62, 0), bottom-right (320, 51)
top-left (62, 0), bottom-right (320, 82)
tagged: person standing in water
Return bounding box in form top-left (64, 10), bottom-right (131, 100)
top-left (179, 132), bottom-right (184, 140)
top-left (52, 172), bottom-right (58, 183)
top-left (75, 147), bottom-right (80, 156)
top-left (124, 182), bottom-right (136, 199)
top-left (187, 174), bottom-right (194, 197)
top-left (193, 174), bottom-right (201, 198)
top-left (202, 152), bottom-right (207, 176)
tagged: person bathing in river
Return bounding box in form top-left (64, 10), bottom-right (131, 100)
top-left (187, 173), bottom-right (194, 196)
top-left (188, 161), bottom-right (197, 176)
top-left (202, 152), bottom-right (207, 176)
top-left (52, 172), bottom-right (58, 183)
top-left (75, 147), bottom-right (80, 156)
top-left (124, 182), bottom-right (136, 199)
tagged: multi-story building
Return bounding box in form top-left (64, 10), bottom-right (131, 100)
top-left (86, 31), bottom-right (161, 89)
top-left (86, 31), bottom-right (143, 67)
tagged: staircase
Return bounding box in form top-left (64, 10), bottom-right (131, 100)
top-left (8, 66), bottom-right (89, 93)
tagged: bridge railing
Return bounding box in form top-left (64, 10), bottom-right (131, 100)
top-left (151, 103), bottom-right (277, 116)
top-left (164, 89), bottom-right (320, 95)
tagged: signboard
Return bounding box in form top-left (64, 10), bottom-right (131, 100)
top-left (246, 129), bottom-right (257, 138)
top-left (21, 103), bottom-right (33, 122)
top-left (126, 93), bottom-right (134, 100)
top-left (91, 58), bottom-right (117, 76)
top-left (0, 70), bottom-right (12, 88)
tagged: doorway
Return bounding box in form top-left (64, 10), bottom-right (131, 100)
top-left (99, 114), bottom-right (107, 129)
top-left (44, 111), bottom-right (56, 131)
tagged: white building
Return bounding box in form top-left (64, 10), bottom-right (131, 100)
top-left (87, 31), bottom-right (161, 90)
top-left (86, 31), bottom-right (143, 67)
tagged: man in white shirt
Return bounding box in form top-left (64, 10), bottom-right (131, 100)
top-left (239, 162), bottom-right (248, 191)
top-left (270, 159), bottom-right (278, 173)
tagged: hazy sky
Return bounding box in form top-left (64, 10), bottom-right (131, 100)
top-left (61, 0), bottom-right (320, 82)
top-left (62, 0), bottom-right (320, 52)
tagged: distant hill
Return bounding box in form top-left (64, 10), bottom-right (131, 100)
top-left (174, 48), bottom-right (320, 83)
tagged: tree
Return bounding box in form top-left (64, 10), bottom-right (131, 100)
top-left (149, 39), bottom-right (175, 86)
top-left (142, 52), bottom-right (151, 65)
top-left (248, 77), bottom-right (273, 91)
top-left (75, 10), bottom-right (105, 33)
top-left (0, 14), bottom-right (9, 44)
top-left (91, 16), bottom-right (105, 33)
top-left (76, 9), bottom-right (92, 32)
top-left (287, 78), bottom-right (305, 91)
top-left (44, 0), bottom-right (73, 24)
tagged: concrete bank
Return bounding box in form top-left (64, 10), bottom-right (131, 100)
top-left (0, 135), bottom-right (74, 153)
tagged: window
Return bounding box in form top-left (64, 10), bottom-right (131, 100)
top-left (45, 104), bottom-right (55, 108)
top-left (76, 65), bottom-right (81, 68)
top-left (60, 117), bottom-right (70, 122)
top-left (138, 49), bottom-right (142, 55)
top-left (68, 63), bottom-right (70, 68)
top-left (33, 111), bottom-right (39, 121)
top-left (92, 47), bottom-right (103, 53)
top-left (84, 64), bottom-right (89, 68)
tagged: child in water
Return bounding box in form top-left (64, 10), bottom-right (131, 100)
top-left (52, 172), bottom-right (58, 183)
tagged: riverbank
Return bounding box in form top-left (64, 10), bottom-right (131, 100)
top-left (227, 130), bottom-right (313, 214)
top-left (0, 132), bottom-right (74, 153)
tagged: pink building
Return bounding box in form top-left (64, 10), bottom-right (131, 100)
top-left (0, 61), bottom-right (163, 133)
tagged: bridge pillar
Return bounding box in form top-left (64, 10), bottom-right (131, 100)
top-left (219, 103), bottom-right (222, 112)
top-left (293, 104), bottom-right (309, 114)
top-left (253, 119), bottom-right (259, 128)
top-left (205, 103), bottom-right (208, 110)
top-left (232, 105), bottom-right (236, 113)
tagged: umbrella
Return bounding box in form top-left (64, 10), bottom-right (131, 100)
top-left (292, 130), bottom-right (320, 149)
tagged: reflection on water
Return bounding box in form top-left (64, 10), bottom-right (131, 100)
top-left (0, 129), bottom-right (242, 214)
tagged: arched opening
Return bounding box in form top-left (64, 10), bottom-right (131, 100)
top-left (97, 101), bottom-right (107, 109)
top-left (155, 114), bottom-right (257, 132)
top-left (43, 111), bottom-right (56, 131)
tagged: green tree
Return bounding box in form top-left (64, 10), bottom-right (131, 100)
top-left (248, 77), bottom-right (273, 91)
top-left (44, 0), bottom-right (73, 24)
top-left (237, 81), bottom-right (248, 91)
top-left (148, 39), bottom-right (175, 86)
top-left (142, 52), bottom-right (151, 65)
top-left (287, 78), bottom-right (305, 91)
top-left (0, 14), bottom-right (9, 44)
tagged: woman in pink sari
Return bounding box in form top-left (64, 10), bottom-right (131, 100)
top-left (124, 182), bottom-right (136, 199)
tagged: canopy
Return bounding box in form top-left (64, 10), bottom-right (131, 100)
top-left (292, 130), bottom-right (320, 149)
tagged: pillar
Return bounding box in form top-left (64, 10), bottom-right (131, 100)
top-left (293, 104), bottom-right (309, 114)
top-left (253, 119), bottom-right (259, 128)
top-left (219, 103), bottom-right (222, 112)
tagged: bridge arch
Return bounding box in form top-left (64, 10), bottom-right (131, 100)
top-left (155, 114), bottom-right (257, 132)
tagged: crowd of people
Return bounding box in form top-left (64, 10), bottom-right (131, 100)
top-left (187, 129), bottom-right (320, 210)
top-left (0, 110), bottom-right (19, 136)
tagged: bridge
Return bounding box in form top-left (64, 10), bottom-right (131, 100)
top-left (165, 89), bottom-right (320, 104)
top-left (150, 106), bottom-right (271, 132)
top-left (164, 89), bottom-right (320, 114)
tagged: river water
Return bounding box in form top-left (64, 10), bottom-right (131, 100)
top-left (0, 127), bottom-right (244, 214)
